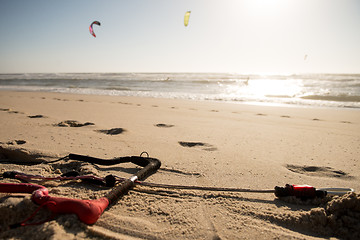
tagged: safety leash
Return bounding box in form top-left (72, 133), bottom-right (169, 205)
top-left (4, 171), bottom-right (353, 198)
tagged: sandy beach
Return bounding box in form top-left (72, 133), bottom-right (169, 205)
top-left (1, 90), bottom-right (359, 239)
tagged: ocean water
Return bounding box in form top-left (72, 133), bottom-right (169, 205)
top-left (0, 72), bottom-right (359, 109)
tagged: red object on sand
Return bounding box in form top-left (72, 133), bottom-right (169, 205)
top-left (0, 183), bottom-right (109, 225)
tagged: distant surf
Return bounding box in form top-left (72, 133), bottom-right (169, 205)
top-left (0, 72), bottom-right (359, 109)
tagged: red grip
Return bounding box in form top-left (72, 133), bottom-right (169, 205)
top-left (292, 185), bottom-right (316, 198)
top-left (275, 184), bottom-right (319, 198)
top-left (46, 197), bottom-right (109, 225)
top-left (31, 188), bottom-right (109, 225)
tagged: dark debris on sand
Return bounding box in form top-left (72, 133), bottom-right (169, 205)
top-left (55, 120), bottom-right (95, 127)
top-left (96, 128), bottom-right (125, 135)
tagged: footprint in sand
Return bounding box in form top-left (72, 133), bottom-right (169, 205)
top-left (118, 102), bottom-right (132, 105)
top-left (9, 111), bottom-right (23, 114)
top-left (179, 142), bottom-right (206, 147)
top-left (155, 123), bottom-right (174, 128)
top-left (285, 164), bottom-right (352, 179)
top-left (55, 120), bottom-right (95, 127)
top-left (28, 114), bottom-right (46, 118)
top-left (178, 141), bottom-right (217, 151)
top-left (1, 140), bottom-right (27, 145)
top-left (53, 98), bottom-right (69, 101)
top-left (96, 128), bottom-right (125, 135)
top-left (1, 108), bottom-right (23, 114)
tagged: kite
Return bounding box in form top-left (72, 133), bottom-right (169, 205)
top-left (89, 21), bottom-right (101, 37)
top-left (184, 11), bottom-right (191, 27)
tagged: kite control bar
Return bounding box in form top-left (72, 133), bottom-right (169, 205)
top-left (0, 152), bottom-right (354, 227)
top-left (3, 170), bottom-right (353, 200)
top-left (0, 153), bottom-right (161, 227)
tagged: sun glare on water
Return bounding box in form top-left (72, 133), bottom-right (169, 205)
top-left (223, 77), bottom-right (303, 102)
top-left (247, 78), bottom-right (302, 98)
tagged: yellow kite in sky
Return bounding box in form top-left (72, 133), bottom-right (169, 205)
top-left (184, 11), bottom-right (191, 27)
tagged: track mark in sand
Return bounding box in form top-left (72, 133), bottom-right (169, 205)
top-left (0, 147), bottom-right (48, 164)
top-left (203, 147), bottom-right (218, 151)
top-left (53, 98), bottom-right (69, 101)
top-left (281, 115), bottom-right (291, 118)
top-left (341, 121), bottom-right (352, 124)
top-left (178, 141), bottom-right (217, 151)
top-left (55, 120), bottom-right (95, 127)
top-left (92, 213), bottom-right (162, 239)
top-left (27, 114), bottom-right (46, 118)
top-left (160, 167), bottom-right (203, 177)
top-left (286, 164), bottom-right (352, 179)
top-left (256, 113), bottom-right (267, 116)
top-left (96, 128), bottom-right (125, 135)
top-left (155, 123), bottom-right (174, 128)
top-left (200, 204), bottom-right (222, 240)
top-left (8, 110), bottom-right (23, 114)
top-left (312, 118), bottom-right (321, 121)
top-left (0, 108), bottom-right (23, 114)
top-left (118, 101), bottom-right (132, 105)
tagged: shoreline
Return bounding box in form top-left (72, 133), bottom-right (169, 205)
top-left (1, 88), bottom-right (360, 111)
top-left (1, 90), bottom-right (359, 239)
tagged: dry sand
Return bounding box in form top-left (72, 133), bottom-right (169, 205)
top-left (0, 90), bottom-right (359, 239)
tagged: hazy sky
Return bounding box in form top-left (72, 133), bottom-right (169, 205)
top-left (0, 0), bottom-right (359, 74)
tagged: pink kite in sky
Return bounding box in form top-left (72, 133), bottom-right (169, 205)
top-left (89, 21), bottom-right (101, 37)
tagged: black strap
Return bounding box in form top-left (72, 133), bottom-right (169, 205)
top-left (68, 153), bottom-right (157, 167)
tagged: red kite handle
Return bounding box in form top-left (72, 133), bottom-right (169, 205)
top-left (31, 188), bottom-right (109, 225)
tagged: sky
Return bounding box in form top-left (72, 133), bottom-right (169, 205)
top-left (0, 0), bottom-right (359, 74)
